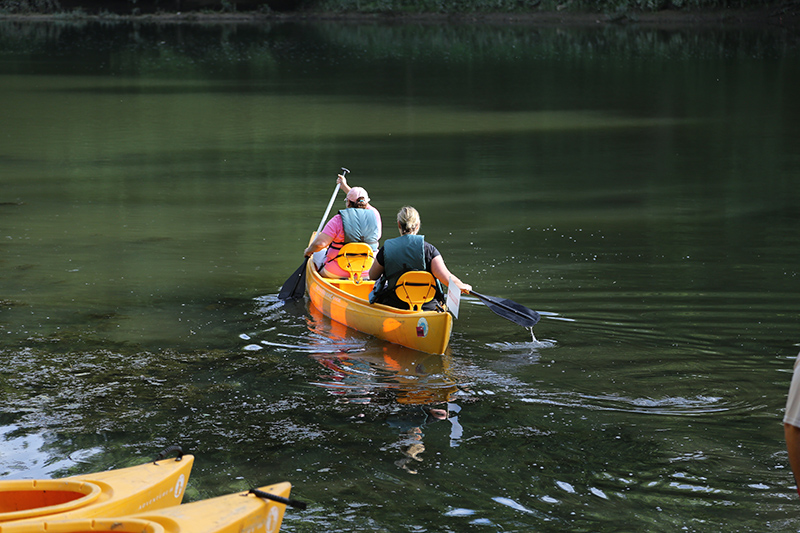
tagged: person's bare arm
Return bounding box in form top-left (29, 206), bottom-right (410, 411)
top-left (304, 232), bottom-right (334, 257)
top-left (337, 174), bottom-right (351, 193)
top-left (369, 260), bottom-right (384, 280)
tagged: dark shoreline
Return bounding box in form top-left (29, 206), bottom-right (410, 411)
top-left (0, 6), bottom-right (798, 29)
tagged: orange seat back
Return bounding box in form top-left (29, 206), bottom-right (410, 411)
top-left (335, 242), bottom-right (375, 284)
top-left (395, 271), bottom-right (437, 311)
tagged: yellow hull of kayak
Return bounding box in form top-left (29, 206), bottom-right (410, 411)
top-left (0, 483), bottom-right (292, 533)
top-left (0, 454), bottom-right (194, 525)
top-left (305, 258), bottom-right (453, 355)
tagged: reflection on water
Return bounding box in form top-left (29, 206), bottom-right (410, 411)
top-left (296, 302), bottom-right (466, 471)
top-left (0, 425), bottom-right (94, 479)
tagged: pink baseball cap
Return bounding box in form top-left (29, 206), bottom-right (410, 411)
top-left (346, 186), bottom-right (370, 203)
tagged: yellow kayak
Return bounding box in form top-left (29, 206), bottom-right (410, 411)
top-left (0, 449), bottom-right (193, 525)
top-left (305, 257), bottom-right (453, 355)
top-left (0, 483), bottom-right (293, 533)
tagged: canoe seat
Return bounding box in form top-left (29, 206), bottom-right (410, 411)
top-left (395, 271), bottom-right (437, 311)
top-left (335, 243), bottom-right (374, 284)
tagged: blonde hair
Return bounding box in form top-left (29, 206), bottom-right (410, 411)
top-left (397, 206), bottom-right (421, 235)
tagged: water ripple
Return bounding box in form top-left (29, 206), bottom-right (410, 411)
top-left (518, 391), bottom-right (747, 416)
top-left (487, 339), bottom-right (558, 351)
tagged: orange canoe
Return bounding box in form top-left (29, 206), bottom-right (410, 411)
top-left (306, 258), bottom-right (453, 355)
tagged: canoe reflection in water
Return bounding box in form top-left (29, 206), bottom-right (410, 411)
top-left (306, 305), bottom-right (464, 473)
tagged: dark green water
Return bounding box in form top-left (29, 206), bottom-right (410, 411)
top-left (1, 18), bottom-right (800, 532)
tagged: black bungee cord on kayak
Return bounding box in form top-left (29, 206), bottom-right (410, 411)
top-left (249, 488), bottom-right (308, 510)
top-left (153, 444), bottom-right (185, 463)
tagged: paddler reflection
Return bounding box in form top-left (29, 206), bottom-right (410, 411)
top-left (306, 305), bottom-right (463, 472)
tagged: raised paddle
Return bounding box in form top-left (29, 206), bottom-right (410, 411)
top-left (278, 168), bottom-right (349, 301)
top-left (470, 291), bottom-right (540, 328)
top-left (318, 167), bottom-right (349, 234)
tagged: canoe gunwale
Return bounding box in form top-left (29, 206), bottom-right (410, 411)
top-left (0, 481), bottom-right (101, 521)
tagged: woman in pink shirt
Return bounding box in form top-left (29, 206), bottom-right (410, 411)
top-left (304, 174), bottom-right (382, 279)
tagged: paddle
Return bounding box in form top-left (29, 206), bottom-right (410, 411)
top-left (470, 291), bottom-right (540, 328)
top-left (249, 488), bottom-right (308, 510)
top-left (278, 168), bottom-right (349, 301)
top-left (277, 259), bottom-right (308, 301)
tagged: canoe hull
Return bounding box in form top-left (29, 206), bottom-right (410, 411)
top-left (0, 483), bottom-right (292, 533)
top-left (305, 259), bottom-right (452, 355)
top-left (0, 455), bottom-right (194, 524)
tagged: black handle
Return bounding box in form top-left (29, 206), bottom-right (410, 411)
top-left (249, 488), bottom-right (308, 510)
top-left (154, 445), bottom-right (185, 463)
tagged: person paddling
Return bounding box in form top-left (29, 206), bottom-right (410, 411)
top-left (304, 173), bottom-right (382, 279)
top-left (368, 205), bottom-right (471, 310)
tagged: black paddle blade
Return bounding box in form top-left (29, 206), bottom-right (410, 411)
top-left (471, 291), bottom-right (540, 328)
top-left (278, 258), bottom-right (308, 301)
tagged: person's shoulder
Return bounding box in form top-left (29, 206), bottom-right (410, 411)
top-left (424, 241), bottom-right (440, 256)
top-left (324, 212), bottom-right (344, 229)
